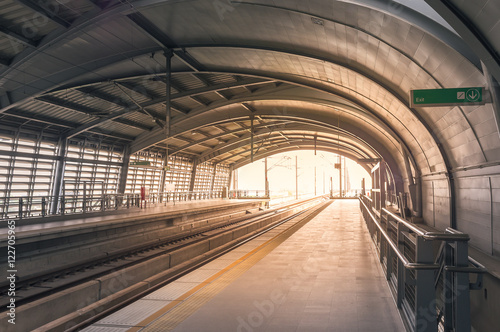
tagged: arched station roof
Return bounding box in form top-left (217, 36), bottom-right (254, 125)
top-left (0, 0), bottom-right (499, 193)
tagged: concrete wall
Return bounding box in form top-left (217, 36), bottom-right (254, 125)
top-left (421, 176), bottom-right (451, 230)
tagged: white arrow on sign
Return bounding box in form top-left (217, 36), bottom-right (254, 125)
top-left (466, 89), bottom-right (480, 102)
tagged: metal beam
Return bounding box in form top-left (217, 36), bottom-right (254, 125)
top-left (169, 121), bottom-right (289, 156)
top-left (173, 50), bottom-right (205, 72)
top-left (199, 133), bottom-right (375, 162)
top-left (127, 12), bottom-right (176, 48)
top-left (4, 109), bottom-right (77, 128)
top-left (0, 25), bottom-right (37, 47)
top-left (232, 142), bottom-right (371, 173)
top-left (36, 95), bottom-right (105, 115)
top-left (17, 0), bottom-right (71, 28)
top-left (165, 50), bottom-right (173, 137)
top-left (114, 118), bottom-right (153, 131)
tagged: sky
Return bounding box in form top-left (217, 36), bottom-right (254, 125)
top-left (234, 150), bottom-right (372, 196)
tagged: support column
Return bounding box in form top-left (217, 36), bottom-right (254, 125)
top-left (250, 115), bottom-right (254, 163)
top-left (380, 160), bottom-right (386, 212)
top-left (295, 155), bottom-right (298, 200)
top-left (117, 145), bottom-right (130, 196)
top-left (339, 155), bottom-right (342, 197)
top-left (165, 50), bottom-right (173, 137)
top-left (189, 159), bottom-right (198, 192)
top-left (314, 166), bottom-right (317, 196)
top-left (264, 157), bottom-right (269, 197)
top-left (210, 163), bottom-right (217, 194)
top-left (414, 235), bottom-right (437, 332)
top-left (159, 152), bottom-right (169, 195)
top-left (227, 165), bottom-right (233, 190)
top-left (50, 137), bottom-right (67, 215)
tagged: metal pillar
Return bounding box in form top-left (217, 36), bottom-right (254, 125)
top-left (50, 137), bottom-right (67, 215)
top-left (210, 163), bottom-right (217, 195)
top-left (250, 115), bottom-right (254, 163)
top-left (454, 240), bottom-right (472, 332)
top-left (295, 155), bottom-right (298, 200)
top-left (227, 165), bottom-right (234, 190)
top-left (414, 235), bottom-right (437, 332)
top-left (314, 166), bottom-right (317, 196)
top-left (264, 157), bottom-right (269, 197)
top-left (339, 155), bottom-right (342, 197)
top-left (380, 160), bottom-right (386, 212)
top-left (165, 50), bottom-right (173, 137)
top-left (188, 159), bottom-right (198, 192)
top-left (117, 145), bottom-right (130, 196)
top-left (159, 152), bottom-right (169, 197)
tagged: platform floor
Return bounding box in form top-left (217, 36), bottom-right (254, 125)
top-left (1, 199), bottom-right (253, 234)
top-left (83, 200), bottom-right (405, 332)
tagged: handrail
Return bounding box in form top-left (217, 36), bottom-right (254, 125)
top-left (381, 206), bottom-right (470, 241)
top-left (360, 198), bottom-right (439, 270)
top-left (362, 197), bottom-right (485, 273)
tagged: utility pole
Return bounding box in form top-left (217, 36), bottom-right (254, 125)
top-left (323, 170), bottom-right (325, 194)
top-left (339, 155), bottom-right (342, 197)
top-left (314, 166), bottom-right (317, 196)
top-left (295, 155), bottom-right (298, 200)
top-left (264, 157), bottom-right (269, 198)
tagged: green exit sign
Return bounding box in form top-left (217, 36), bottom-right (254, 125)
top-left (410, 87), bottom-right (485, 107)
top-left (130, 161), bottom-right (151, 166)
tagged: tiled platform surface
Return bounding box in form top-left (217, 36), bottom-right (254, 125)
top-left (1, 199), bottom-right (253, 234)
top-left (84, 200), bottom-right (405, 332)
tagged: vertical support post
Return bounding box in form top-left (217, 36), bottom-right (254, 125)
top-left (339, 155), bottom-right (342, 197)
top-left (314, 166), bottom-right (317, 196)
top-left (323, 170), bottom-right (325, 194)
top-left (330, 176), bottom-right (333, 198)
top-left (227, 165), bottom-right (233, 190)
top-left (159, 152), bottom-right (169, 199)
top-left (117, 146), bottom-right (130, 206)
top-left (165, 50), bottom-right (173, 137)
top-left (362, 178), bottom-right (366, 196)
top-left (396, 222), bottom-right (405, 308)
top-left (51, 137), bottom-right (67, 215)
top-left (443, 243), bottom-right (454, 331)
top-left (454, 240), bottom-right (471, 332)
top-left (18, 198), bottom-right (23, 219)
top-left (210, 163), bottom-right (217, 198)
top-left (380, 160), bottom-right (386, 213)
top-left (295, 155), bottom-right (298, 200)
top-left (83, 181), bottom-right (87, 213)
top-left (189, 159), bottom-right (198, 193)
top-left (250, 115), bottom-right (254, 163)
top-left (414, 235), bottom-right (437, 332)
top-left (264, 158), bottom-right (269, 198)
top-left (41, 197), bottom-right (46, 217)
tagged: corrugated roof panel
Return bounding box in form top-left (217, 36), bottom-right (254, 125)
top-left (45, 0), bottom-right (97, 23)
top-left (172, 74), bottom-right (206, 92)
top-left (19, 100), bottom-right (89, 123)
top-left (204, 73), bottom-right (238, 85)
top-left (98, 121), bottom-right (143, 137)
top-left (0, 36), bottom-right (26, 58)
top-left (0, 0), bottom-right (59, 40)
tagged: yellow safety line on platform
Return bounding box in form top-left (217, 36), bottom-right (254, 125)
top-left (127, 201), bottom-right (331, 332)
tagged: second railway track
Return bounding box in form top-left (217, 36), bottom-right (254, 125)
top-left (0, 196), bottom-right (330, 332)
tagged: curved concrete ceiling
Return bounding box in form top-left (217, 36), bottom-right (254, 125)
top-left (0, 0), bottom-right (499, 198)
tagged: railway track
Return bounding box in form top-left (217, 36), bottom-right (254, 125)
top-left (1, 196), bottom-right (330, 332)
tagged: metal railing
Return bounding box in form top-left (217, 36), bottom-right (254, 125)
top-left (0, 190), bottom-right (224, 221)
top-left (359, 195), bottom-right (485, 332)
top-left (228, 190), bottom-right (269, 199)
